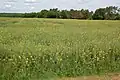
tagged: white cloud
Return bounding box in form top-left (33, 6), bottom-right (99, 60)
top-left (7, 0), bottom-right (17, 2)
top-left (5, 1), bottom-right (15, 5)
top-left (5, 4), bottom-right (12, 8)
top-left (76, 0), bottom-right (91, 4)
top-left (30, 6), bottom-right (35, 10)
top-left (25, 0), bottom-right (37, 3)
top-left (24, 3), bottom-right (31, 6)
top-left (0, 0), bottom-right (120, 13)
top-left (24, 0), bottom-right (39, 8)
top-left (26, 0), bottom-right (36, 1)
top-left (53, 5), bottom-right (59, 8)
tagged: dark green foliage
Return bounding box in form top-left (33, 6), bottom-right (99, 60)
top-left (38, 10), bottom-right (48, 18)
top-left (0, 6), bottom-right (120, 20)
top-left (92, 8), bottom-right (106, 20)
top-left (47, 8), bottom-right (60, 18)
top-left (23, 12), bottom-right (38, 18)
top-left (0, 13), bottom-right (24, 17)
top-left (61, 10), bottom-right (71, 19)
top-left (93, 6), bottom-right (120, 20)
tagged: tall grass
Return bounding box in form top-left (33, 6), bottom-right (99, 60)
top-left (0, 18), bottom-right (120, 80)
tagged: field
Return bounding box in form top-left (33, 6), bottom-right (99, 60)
top-left (0, 18), bottom-right (120, 80)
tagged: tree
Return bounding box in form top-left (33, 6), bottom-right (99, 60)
top-left (70, 9), bottom-right (81, 19)
top-left (104, 6), bottom-right (119, 20)
top-left (23, 12), bottom-right (37, 18)
top-left (60, 10), bottom-right (71, 19)
top-left (0, 6), bottom-right (120, 20)
top-left (47, 11), bottom-right (57, 18)
top-left (93, 6), bottom-right (120, 20)
top-left (80, 9), bottom-right (90, 19)
top-left (38, 10), bottom-right (48, 18)
top-left (47, 8), bottom-right (60, 18)
top-left (92, 8), bottom-right (106, 20)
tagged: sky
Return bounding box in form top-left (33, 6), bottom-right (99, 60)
top-left (0, 0), bottom-right (120, 13)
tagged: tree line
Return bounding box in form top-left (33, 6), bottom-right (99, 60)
top-left (0, 6), bottom-right (120, 20)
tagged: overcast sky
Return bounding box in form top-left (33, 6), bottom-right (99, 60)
top-left (0, 0), bottom-right (120, 13)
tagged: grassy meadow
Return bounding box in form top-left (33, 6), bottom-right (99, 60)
top-left (0, 18), bottom-right (120, 80)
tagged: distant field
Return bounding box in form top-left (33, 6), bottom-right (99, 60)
top-left (0, 18), bottom-right (120, 80)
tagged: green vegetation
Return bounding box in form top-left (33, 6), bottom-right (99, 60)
top-left (0, 6), bottom-right (120, 20)
top-left (0, 18), bottom-right (120, 80)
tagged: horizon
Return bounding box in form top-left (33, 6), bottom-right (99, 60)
top-left (0, 0), bottom-right (120, 13)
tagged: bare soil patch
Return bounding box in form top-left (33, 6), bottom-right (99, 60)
top-left (59, 73), bottom-right (120, 80)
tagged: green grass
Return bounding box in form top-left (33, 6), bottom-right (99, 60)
top-left (0, 18), bottom-right (120, 80)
